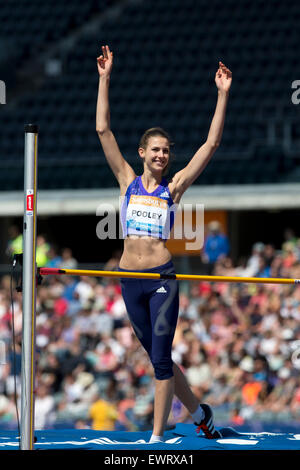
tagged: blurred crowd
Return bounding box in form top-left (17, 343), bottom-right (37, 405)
top-left (0, 226), bottom-right (300, 431)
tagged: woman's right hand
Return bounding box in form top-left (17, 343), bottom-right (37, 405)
top-left (97, 45), bottom-right (113, 77)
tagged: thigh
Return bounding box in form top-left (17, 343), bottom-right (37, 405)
top-left (148, 278), bottom-right (179, 359)
top-left (120, 279), bottom-right (152, 355)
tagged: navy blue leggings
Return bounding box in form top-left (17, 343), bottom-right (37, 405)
top-left (119, 260), bottom-right (179, 380)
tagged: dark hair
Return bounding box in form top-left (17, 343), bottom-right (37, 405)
top-left (138, 127), bottom-right (175, 176)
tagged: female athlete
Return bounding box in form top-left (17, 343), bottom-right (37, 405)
top-left (96, 45), bottom-right (232, 442)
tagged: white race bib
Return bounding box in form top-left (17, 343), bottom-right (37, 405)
top-left (126, 195), bottom-right (168, 237)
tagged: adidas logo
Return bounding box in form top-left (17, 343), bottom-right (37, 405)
top-left (160, 190), bottom-right (169, 198)
top-left (156, 286), bottom-right (167, 293)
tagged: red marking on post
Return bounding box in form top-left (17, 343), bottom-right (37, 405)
top-left (27, 194), bottom-right (34, 211)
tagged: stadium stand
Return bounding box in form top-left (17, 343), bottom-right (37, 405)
top-left (0, 0), bottom-right (299, 190)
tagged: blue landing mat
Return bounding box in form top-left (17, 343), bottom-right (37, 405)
top-left (0, 424), bottom-right (300, 450)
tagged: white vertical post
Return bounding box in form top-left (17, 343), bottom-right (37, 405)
top-left (20, 124), bottom-right (38, 450)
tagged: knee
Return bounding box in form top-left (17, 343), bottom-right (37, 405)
top-left (152, 358), bottom-right (174, 380)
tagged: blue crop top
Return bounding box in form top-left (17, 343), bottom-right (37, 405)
top-left (120, 176), bottom-right (176, 240)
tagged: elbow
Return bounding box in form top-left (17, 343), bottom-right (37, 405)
top-left (206, 139), bottom-right (220, 150)
top-left (96, 127), bottom-right (110, 136)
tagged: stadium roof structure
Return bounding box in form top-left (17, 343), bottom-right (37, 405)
top-left (2, 183), bottom-right (300, 216)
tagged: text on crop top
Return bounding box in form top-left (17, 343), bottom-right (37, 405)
top-left (120, 176), bottom-right (176, 240)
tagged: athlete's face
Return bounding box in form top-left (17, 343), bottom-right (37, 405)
top-left (139, 136), bottom-right (170, 173)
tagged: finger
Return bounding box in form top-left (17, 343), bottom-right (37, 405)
top-left (220, 66), bottom-right (231, 79)
top-left (220, 62), bottom-right (231, 75)
top-left (219, 63), bottom-right (226, 75)
top-left (104, 45), bottom-right (112, 60)
top-left (222, 66), bottom-right (232, 78)
top-left (102, 45), bottom-right (108, 60)
top-left (97, 57), bottom-right (106, 69)
top-left (107, 47), bottom-right (113, 61)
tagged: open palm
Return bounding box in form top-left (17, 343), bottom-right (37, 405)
top-left (215, 61), bottom-right (232, 92)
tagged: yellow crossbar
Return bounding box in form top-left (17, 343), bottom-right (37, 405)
top-left (39, 267), bottom-right (299, 285)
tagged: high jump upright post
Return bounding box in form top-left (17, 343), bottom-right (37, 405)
top-left (20, 124), bottom-right (39, 450)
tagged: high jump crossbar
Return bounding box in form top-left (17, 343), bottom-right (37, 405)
top-left (38, 267), bottom-right (300, 285)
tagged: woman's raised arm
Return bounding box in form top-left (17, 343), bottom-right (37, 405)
top-left (169, 62), bottom-right (232, 200)
top-left (96, 45), bottom-right (135, 193)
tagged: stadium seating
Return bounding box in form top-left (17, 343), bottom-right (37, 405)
top-left (0, 0), bottom-right (299, 190)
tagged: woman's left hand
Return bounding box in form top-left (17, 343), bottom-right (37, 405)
top-left (215, 61), bottom-right (232, 92)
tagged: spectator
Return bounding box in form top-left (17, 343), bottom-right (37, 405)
top-left (282, 228), bottom-right (298, 251)
top-left (241, 242), bottom-right (265, 277)
top-left (202, 221), bottom-right (230, 271)
top-left (36, 235), bottom-right (50, 267)
top-left (103, 249), bottom-right (122, 271)
top-left (132, 384), bottom-right (154, 431)
top-left (255, 256), bottom-right (271, 278)
top-left (241, 373), bottom-right (263, 406)
top-left (6, 225), bottom-right (23, 258)
top-left (46, 246), bottom-right (62, 268)
top-left (264, 244), bottom-right (276, 268)
top-left (34, 383), bottom-right (55, 429)
top-left (230, 407), bottom-right (245, 426)
top-left (89, 393), bottom-right (118, 431)
top-left (74, 277), bottom-right (95, 305)
top-left (60, 248), bottom-right (78, 269)
top-left (117, 389), bottom-right (137, 431)
top-left (282, 242), bottom-right (297, 269)
top-left (94, 344), bottom-right (119, 373)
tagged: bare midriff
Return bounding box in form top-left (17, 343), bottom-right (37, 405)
top-left (119, 235), bottom-right (172, 270)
